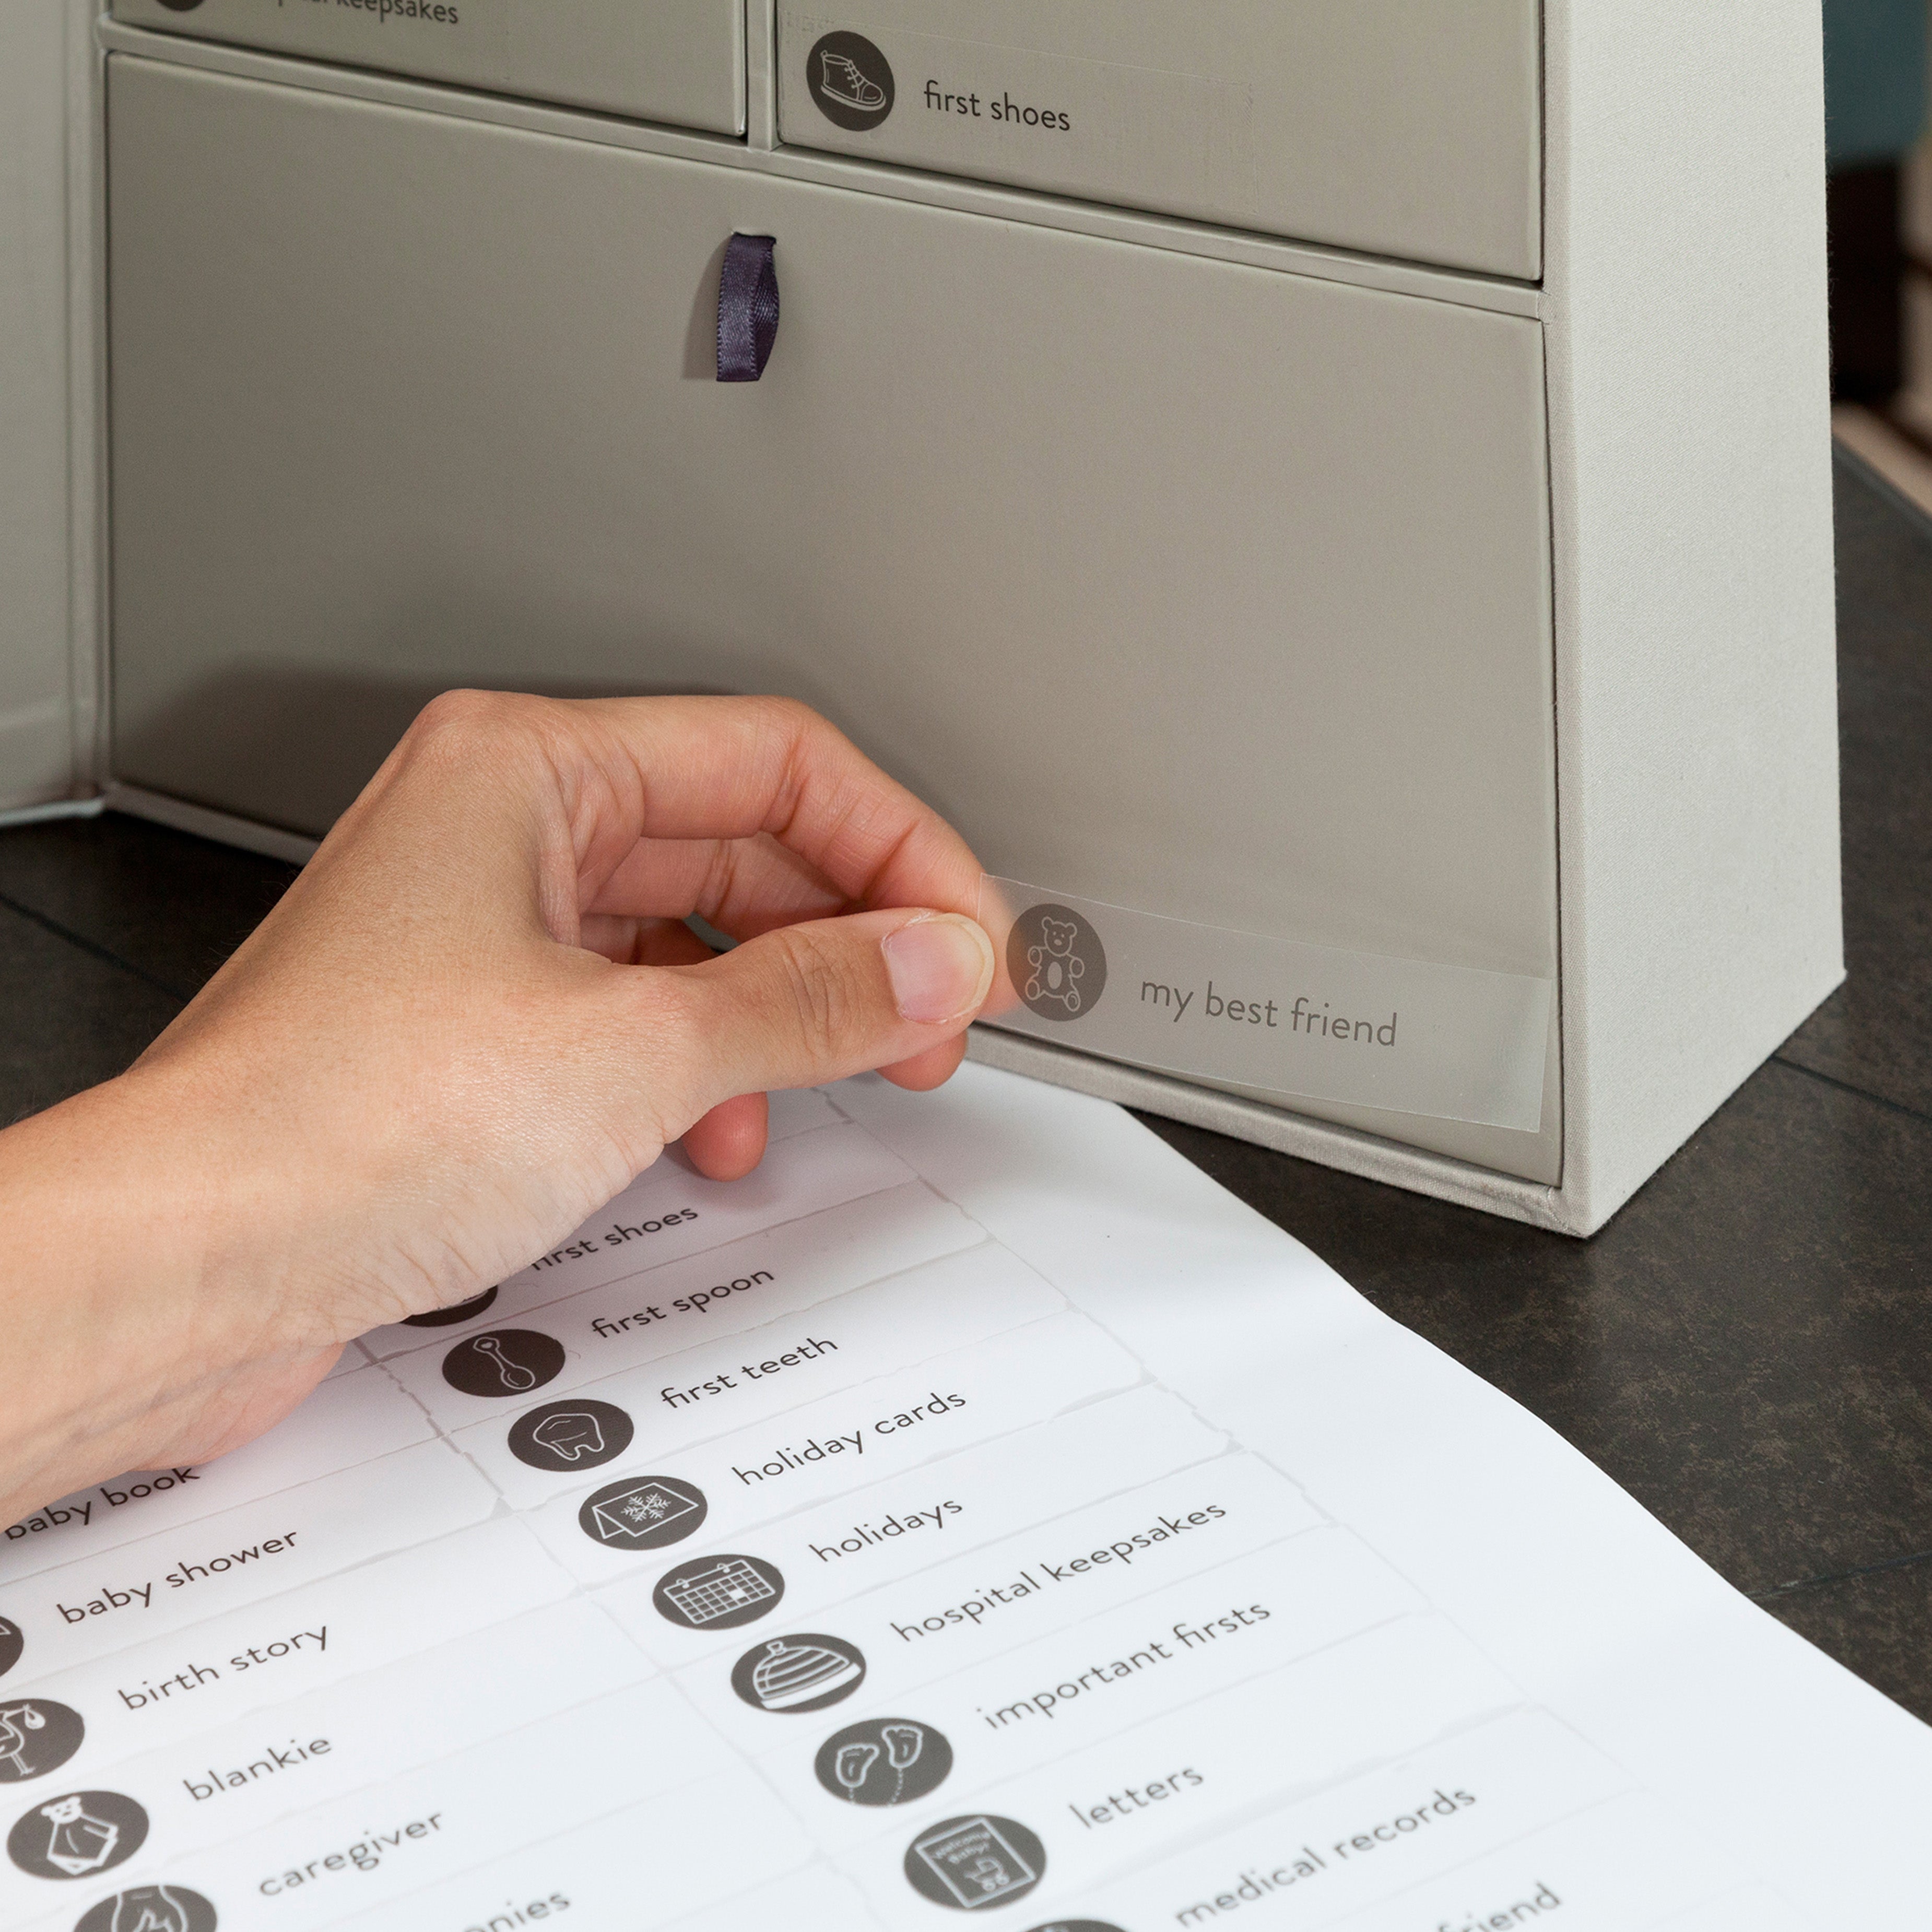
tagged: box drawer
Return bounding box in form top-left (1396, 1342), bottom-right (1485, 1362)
top-left (108, 0), bottom-right (747, 136)
top-left (107, 55), bottom-right (1558, 1175)
top-left (777, 2), bottom-right (1541, 279)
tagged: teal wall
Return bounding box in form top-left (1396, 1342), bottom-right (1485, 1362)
top-left (1824, 0), bottom-right (1929, 169)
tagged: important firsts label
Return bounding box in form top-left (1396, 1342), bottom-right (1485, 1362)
top-left (976, 877), bottom-right (1552, 1131)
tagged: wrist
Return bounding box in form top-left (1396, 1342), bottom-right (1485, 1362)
top-left (0, 1058), bottom-right (333, 1526)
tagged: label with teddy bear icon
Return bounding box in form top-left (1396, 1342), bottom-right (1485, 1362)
top-left (977, 877), bottom-right (1552, 1133)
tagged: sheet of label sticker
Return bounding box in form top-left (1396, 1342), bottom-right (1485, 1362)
top-left (1, 1070), bottom-right (1924, 1931)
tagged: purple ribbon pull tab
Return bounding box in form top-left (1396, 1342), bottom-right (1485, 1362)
top-left (717, 233), bottom-right (780, 382)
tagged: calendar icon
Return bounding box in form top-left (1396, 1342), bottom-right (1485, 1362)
top-left (655, 1555), bottom-right (784, 1629)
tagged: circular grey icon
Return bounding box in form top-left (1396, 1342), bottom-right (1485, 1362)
top-left (0, 1620), bottom-right (21, 1681)
top-left (1008, 903), bottom-right (1106, 1021)
top-left (905, 1814), bottom-right (1045, 1910)
top-left (731, 1634), bottom-right (865, 1714)
top-left (808, 30), bottom-right (894, 131)
top-left (653, 1553), bottom-right (783, 1631)
top-left (404, 1286), bottom-right (498, 1328)
top-left (8, 1790), bottom-right (147, 1881)
top-left (817, 1717), bottom-right (951, 1806)
top-left (512, 1399), bottom-right (634, 1473)
top-left (577, 1474), bottom-right (706, 1550)
top-left (1026, 1923), bottom-right (1129, 1932)
top-left (75, 1885), bottom-right (218, 1932)
top-left (440, 1329), bottom-right (564, 1398)
top-left (0, 1702), bottom-right (85, 1784)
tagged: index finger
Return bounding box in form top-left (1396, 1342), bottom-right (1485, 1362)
top-left (562, 693), bottom-right (985, 923)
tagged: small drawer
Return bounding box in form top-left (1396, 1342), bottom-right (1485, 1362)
top-left (108, 0), bottom-right (747, 136)
top-left (777, 2), bottom-right (1540, 279)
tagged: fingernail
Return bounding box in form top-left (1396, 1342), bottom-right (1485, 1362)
top-left (883, 915), bottom-right (995, 1024)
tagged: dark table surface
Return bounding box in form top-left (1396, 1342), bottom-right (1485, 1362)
top-left (3, 451), bottom-right (1928, 1726)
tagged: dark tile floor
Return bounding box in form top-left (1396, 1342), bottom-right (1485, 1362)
top-left (1, 452), bottom-right (1927, 1721)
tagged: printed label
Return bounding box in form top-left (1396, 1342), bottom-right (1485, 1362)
top-left (450, 1241), bottom-right (1062, 1504)
top-left (979, 877), bottom-right (1551, 1130)
top-left (1, 1372), bottom-right (433, 1586)
top-left (0, 1444), bottom-right (497, 1681)
top-left (836, 1616), bottom-right (1526, 1921)
top-left (370, 1123), bottom-right (919, 1367)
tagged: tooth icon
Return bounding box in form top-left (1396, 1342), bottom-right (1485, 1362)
top-left (531, 1411), bottom-right (605, 1462)
top-left (818, 49), bottom-right (887, 113)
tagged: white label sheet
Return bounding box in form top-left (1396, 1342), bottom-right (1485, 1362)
top-left (1, 1065), bottom-right (1924, 1931)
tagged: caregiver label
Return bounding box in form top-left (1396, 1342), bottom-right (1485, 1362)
top-left (977, 877), bottom-right (1552, 1131)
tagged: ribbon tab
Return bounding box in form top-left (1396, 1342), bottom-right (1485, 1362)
top-left (717, 233), bottom-right (780, 382)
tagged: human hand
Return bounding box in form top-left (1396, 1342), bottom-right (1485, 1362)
top-left (0, 694), bottom-right (995, 1524)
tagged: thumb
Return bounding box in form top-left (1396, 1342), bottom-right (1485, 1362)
top-left (654, 909), bottom-right (996, 1120)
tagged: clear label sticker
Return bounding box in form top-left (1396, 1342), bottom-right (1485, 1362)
top-left (976, 878), bottom-right (1551, 1133)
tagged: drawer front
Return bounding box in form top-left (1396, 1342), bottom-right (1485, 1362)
top-left (108, 0), bottom-right (747, 136)
top-left (777, 2), bottom-right (1541, 279)
top-left (108, 57), bottom-right (1558, 1175)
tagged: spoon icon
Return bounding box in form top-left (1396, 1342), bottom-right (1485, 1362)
top-left (469, 1335), bottom-right (537, 1392)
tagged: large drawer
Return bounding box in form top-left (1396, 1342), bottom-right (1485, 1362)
top-left (108, 0), bottom-right (747, 136)
top-left (107, 55), bottom-right (1558, 1176)
top-left (777, 2), bottom-right (1541, 279)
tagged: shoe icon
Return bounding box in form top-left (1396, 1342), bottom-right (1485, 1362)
top-left (819, 49), bottom-right (888, 114)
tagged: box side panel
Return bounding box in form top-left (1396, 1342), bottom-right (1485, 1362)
top-left (1545, 0), bottom-right (1842, 1228)
top-left (0, 2), bottom-right (86, 807)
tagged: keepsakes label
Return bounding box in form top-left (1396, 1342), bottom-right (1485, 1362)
top-left (105, 0), bottom-right (748, 139)
top-left (111, 0), bottom-right (506, 64)
top-left (977, 877), bottom-right (1552, 1130)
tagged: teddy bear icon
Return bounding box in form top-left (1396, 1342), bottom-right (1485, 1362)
top-left (1024, 917), bottom-right (1088, 1015)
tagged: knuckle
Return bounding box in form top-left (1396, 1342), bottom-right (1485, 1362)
top-left (409, 688), bottom-right (511, 745)
top-left (402, 690), bottom-right (557, 785)
top-left (771, 925), bottom-right (858, 1062)
top-left (752, 692), bottom-right (821, 735)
